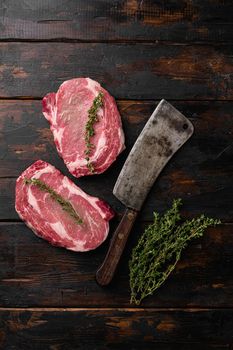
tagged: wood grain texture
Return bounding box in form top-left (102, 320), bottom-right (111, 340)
top-left (0, 100), bottom-right (232, 222)
top-left (0, 0), bottom-right (233, 42)
top-left (0, 222), bottom-right (232, 308)
top-left (0, 43), bottom-right (232, 99)
top-left (0, 308), bottom-right (232, 349)
top-left (1, 1), bottom-right (233, 347)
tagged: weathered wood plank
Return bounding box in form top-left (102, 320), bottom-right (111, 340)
top-left (0, 100), bottom-right (232, 221)
top-left (0, 0), bottom-right (233, 42)
top-left (0, 308), bottom-right (232, 349)
top-left (0, 43), bottom-right (232, 99)
top-left (0, 222), bottom-right (232, 307)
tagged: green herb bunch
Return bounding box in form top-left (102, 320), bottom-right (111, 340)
top-left (129, 199), bottom-right (221, 305)
top-left (84, 91), bottom-right (104, 173)
top-left (24, 178), bottom-right (83, 225)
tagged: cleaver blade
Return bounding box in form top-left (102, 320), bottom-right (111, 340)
top-left (113, 99), bottom-right (194, 211)
top-left (96, 99), bottom-right (194, 286)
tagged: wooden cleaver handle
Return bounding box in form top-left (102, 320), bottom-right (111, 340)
top-left (96, 208), bottom-right (138, 286)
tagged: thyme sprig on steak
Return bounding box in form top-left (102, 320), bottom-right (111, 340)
top-left (24, 178), bottom-right (83, 225)
top-left (84, 91), bottom-right (104, 173)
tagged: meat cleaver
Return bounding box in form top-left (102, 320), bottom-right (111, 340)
top-left (96, 99), bottom-right (194, 286)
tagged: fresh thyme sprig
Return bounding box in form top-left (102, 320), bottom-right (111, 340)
top-left (129, 199), bottom-right (221, 305)
top-left (24, 178), bottom-right (83, 225)
top-left (84, 91), bottom-right (104, 173)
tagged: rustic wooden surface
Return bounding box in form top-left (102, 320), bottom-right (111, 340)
top-left (0, 43), bottom-right (233, 100)
top-left (1, 0), bottom-right (233, 42)
top-left (0, 1), bottom-right (233, 349)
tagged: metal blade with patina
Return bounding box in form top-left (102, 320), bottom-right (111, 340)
top-left (113, 99), bottom-right (194, 211)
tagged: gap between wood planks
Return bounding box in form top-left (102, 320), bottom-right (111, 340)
top-left (0, 307), bottom-right (232, 311)
top-left (0, 39), bottom-right (232, 45)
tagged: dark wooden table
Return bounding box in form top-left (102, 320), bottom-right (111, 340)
top-left (0, 1), bottom-right (233, 349)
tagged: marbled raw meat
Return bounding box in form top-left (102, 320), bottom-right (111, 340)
top-left (42, 78), bottom-right (125, 177)
top-left (15, 160), bottom-right (114, 252)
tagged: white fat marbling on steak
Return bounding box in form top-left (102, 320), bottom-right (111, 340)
top-left (27, 187), bottom-right (41, 214)
top-left (53, 127), bottom-right (64, 149)
top-left (15, 160), bottom-right (114, 252)
top-left (118, 127), bottom-right (126, 152)
top-left (61, 176), bottom-right (109, 220)
top-left (95, 133), bottom-right (107, 152)
top-left (67, 132), bottom-right (107, 170)
top-left (42, 77), bottom-right (125, 178)
top-left (50, 222), bottom-right (72, 241)
top-left (86, 77), bottom-right (99, 94)
top-left (32, 165), bottom-right (53, 179)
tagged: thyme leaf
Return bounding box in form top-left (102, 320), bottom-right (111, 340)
top-left (129, 199), bottom-right (221, 305)
top-left (84, 91), bottom-right (104, 173)
top-left (24, 178), bottom-right (83, 225)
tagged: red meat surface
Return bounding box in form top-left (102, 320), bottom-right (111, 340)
top-left (15, 160), bottom-right (114, 252)
top-left (42, 78), bottom-right (125, 178)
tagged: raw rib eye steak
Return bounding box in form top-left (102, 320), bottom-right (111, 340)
top-left (15, 160), bottom-right (114, 252)
top-left (42, 78), bottom-right (125, 178)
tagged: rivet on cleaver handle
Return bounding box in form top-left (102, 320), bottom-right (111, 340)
top-left (96, 99), bottom-right (194, 286)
